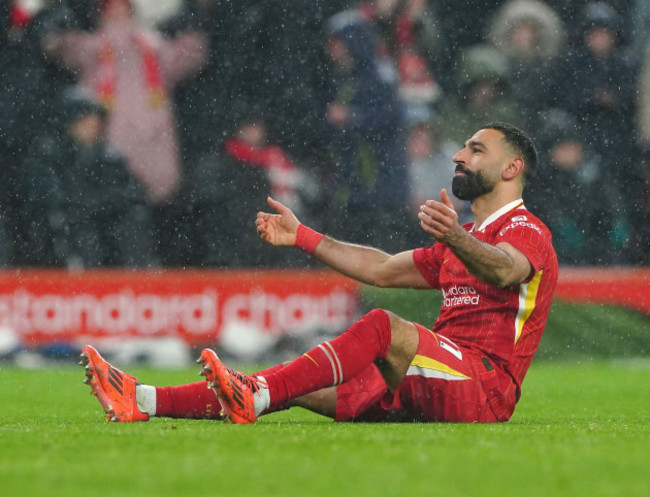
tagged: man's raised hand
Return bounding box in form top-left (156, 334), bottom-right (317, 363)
top-left (418, 189), bottom-right (463, 244)
top-left (256, 197), bottom-right (301, 246)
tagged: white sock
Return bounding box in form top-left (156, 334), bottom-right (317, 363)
top-left (253, 376), bottom-right (271, 417)
top-left (135, 384), bottom-right (157, 416)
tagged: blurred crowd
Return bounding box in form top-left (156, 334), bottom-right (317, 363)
top-left (1, 0), bottom-right (649, 269)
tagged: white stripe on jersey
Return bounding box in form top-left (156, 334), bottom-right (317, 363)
top-left (405, 365), bottom-right (470, 381)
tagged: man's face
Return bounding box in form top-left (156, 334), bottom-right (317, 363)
top-left (450, 128), bottom-right (508, 201)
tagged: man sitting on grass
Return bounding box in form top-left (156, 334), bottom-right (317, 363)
top-left (81, 123), bottom-right (558, 424)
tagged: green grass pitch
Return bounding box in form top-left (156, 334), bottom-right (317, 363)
top-left (1, 360), bottom-right (648, 497)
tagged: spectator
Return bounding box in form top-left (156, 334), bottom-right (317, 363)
top-left (632, 0), bottom-right (650, 57)
top-left (358, 0), bottom-right (444, 106)
top-left (249, 0), bottom-right (343, 159)
top-left (635, 31), bottom-right (650, 151)
top-left (404, 104), bottom-right (468, 245)
top-left (223, 114), bottom-right (310, 217)
top-left (488, 0), bottom-right (566, 130)
top-left (320, 11), bottom-right (410, 253)
top-left (0, 1), bottom-right (76, 265)
top-left (632, 33), bottom-right (650, 264)
top-left (545, 0), bottom-right (634, 46)
top-left (182, 110), bottom-right (312, 268)
top-left (526, 109), bottom-right (629, 265)
top-left (159, 0), bottom-right (264, 164)
top-left (625, 153), bottom-right (650, 264)
top-left (19, 86), bottom-right (156, 268)
top-left (437, 44), bottom-right (524, 146)
top-left (549, 2), bottom-right (638, 195)
top-left (433, 0), bottom-right (507, 91)
top-left (44, 0), bottom-right (206, 263)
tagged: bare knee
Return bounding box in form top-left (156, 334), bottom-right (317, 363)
top-left (373, 310), bottom-right (419, 390)
top-left (384, 310), bottom-right (419, 347)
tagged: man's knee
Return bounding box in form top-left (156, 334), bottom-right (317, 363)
top-left (363, 308), bottom-right (390, 323)
top-left (385, 312), bottom-right (419, 353)
top-left (350, 309), bottom-right (392, 357)
top-left (371, 310), bottom-right (419, 390)
top-left (359, 308), bottom-right (415, 338)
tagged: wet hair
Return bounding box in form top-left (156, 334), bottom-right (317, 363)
top-left (481, 122), bottom-right (538, 184)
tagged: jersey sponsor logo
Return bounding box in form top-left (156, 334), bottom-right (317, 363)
top-left (512, 215), bottom-right (528, 222)
top-left (498, 220), bottom-right (542, 237)
top-left (441, 285), bottom-right (480, 307)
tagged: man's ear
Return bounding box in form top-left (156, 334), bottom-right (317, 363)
top-left (503, 157), bottom-right (525, 180)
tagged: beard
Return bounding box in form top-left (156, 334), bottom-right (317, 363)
top-left (451, 165), bottom-right (495, 201)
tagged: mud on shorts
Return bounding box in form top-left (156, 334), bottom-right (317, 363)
top-left (335, 323), bottom-right (517, 423)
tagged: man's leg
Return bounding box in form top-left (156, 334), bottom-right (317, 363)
top-left (155, 362), bottom-right (293, 418)
top-left (289, 314), bottom-right (419, 420)
top-left (152, 382), bottom-right (224, 419)
top-left (262, 309), bottom-right (418, 404)
top-left (81, 345), bottom-right (294, 421)
top-left (81, 345), bottom-right (225, 421)
top-left (202, 308), bottom-right (420, 423)
top-left (375, 311), bottom-right (420, 390)
top-left (288, 363), bottom-right (389, 421)
top-left (289, 387), bottom-right (338, 419)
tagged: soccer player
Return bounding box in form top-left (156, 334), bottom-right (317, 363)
top-left (82, 122), bottom-right (557, 424)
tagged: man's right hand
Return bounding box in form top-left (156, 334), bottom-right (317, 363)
top-left (255, 197), bottom-right (301, 247)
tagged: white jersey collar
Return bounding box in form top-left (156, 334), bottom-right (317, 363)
top-left (472, 198), bottom-right (526, 233)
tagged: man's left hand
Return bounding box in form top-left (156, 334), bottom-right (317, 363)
top-left (418, 189), bottom-right (463, 244)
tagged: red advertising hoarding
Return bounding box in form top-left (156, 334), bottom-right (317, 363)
top-left (0, 269), bottom-right (361, 347)
top-left (0, 267), bottom-right (646, 351)
top-left (555, 267), bottom-right (650, 316)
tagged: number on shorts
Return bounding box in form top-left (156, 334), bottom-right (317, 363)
top-left (439, 335), bottom-right (463, 360)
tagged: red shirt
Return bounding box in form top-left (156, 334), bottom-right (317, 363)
top-left (413, 200), bottom-right (558, 394)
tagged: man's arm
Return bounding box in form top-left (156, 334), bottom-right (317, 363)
top-left (256, 197), bottom-right (430, 288)
top-left (418, 190), bottom-right (532, 288)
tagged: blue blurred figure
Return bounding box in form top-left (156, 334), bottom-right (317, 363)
top-left (319, 11), bottom-right (410, 253)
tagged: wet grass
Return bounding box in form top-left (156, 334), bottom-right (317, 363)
top-left (1, 360), bottom-right (648, 497)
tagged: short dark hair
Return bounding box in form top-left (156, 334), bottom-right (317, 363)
top-left (481, 122), bottom-right (538, 184)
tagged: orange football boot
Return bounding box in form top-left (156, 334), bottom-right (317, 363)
top-left (197, 348), bottom-right (261, 424)
top-left (80, 345), bottom-right (149, 422)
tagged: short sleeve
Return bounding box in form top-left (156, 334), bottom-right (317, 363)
top-left (496, 216), bottom-right (554, 275)
top-left (413, 244), bottom-right (446, 289)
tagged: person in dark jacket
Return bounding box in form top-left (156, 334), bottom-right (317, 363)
top-left (437, 43), bottom-right (525, 146)
top-left (488, 0), bottom-right (566, 130)
top-left (161, 0), bottom-right (341, 165)
top-left (549, 2), bottom-right (638, 188)
top-left (181, 108), bottom-right (305, 268)
top-left (526, 109), bottom-right (629, 265)
top-left (320, 11), bottom-right (410, 253)
top-left (0, 2), bottom-right (76, 265)
top-left (19, 86), bottom-right (156, 268)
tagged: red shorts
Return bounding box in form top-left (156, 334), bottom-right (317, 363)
top-left (335, 324), bottom-right (517, 423)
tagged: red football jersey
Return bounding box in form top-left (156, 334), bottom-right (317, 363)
top-left (413, 199), bottom-right (558, 395)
